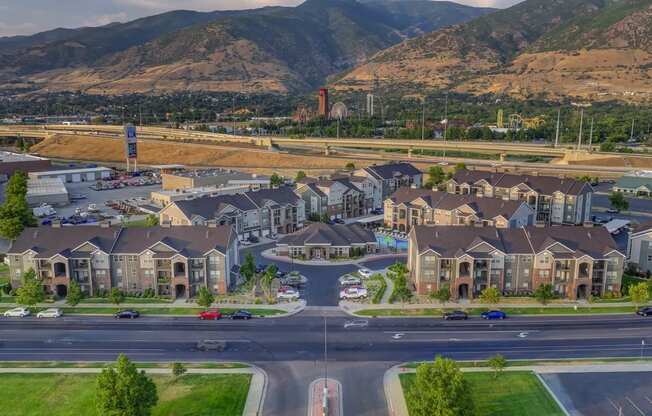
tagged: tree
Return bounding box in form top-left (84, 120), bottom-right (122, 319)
top-left (16, 269), bottom-right (44, 307)
top-left (144, 214), bottom-right (159, 227)
top-left (66, 280), bottom-right (83, 306)
top-left (609, 191), bottom-right (629, 212)
top-left (270, 173), bottom-right (283, 187)
top-left (0, 171), bottom-right (35, 239)
top-left (534, 283), bottom-right (554, 306)
top-left (171, 362), bottom-right (186, 378)
top-left (109, 288), bottom-right (125, 305)
top-left (479, 287), bottom-right (501, 306)
top-left (261, 267), bottom-right (276, 302)
top-left (630, 282), bottom-right (650, 307)
top-left (196, 286), bottom-right (215, 308)
top-left (320, 212), bottom-right (330, 223)
top-left (453, 163), bottom-right (467, 173)
top-left (295, 171), bottom-right (307, 182)
top-left (488, 354), bottom-right (507, 379)
top-left (427, 166), bottom-right (446, 187)
top-left (407, 356), bottom-right (474, 416)
top-left (345, 162), bottom-right (356, 171)
top-left (600, 141), bottom-right (616, 152)
top-left (240, 252), bottom-right (256, 281)
top-left (96, 354), bottom-right (158, 416)
top-left (430, 285), bottom-right (451, 305)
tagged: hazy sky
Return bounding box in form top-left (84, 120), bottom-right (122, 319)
top-left (0, 0), bottom-right (523, 37)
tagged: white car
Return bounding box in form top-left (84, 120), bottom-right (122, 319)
top-left (36, 308), bottom-right (62, 318)
top-left (358, 268), bottom-right (373, 279)
top-left (339, 274), bottom-right (362, 286)
top-left (277, 288), bottom-right (300, 301)
top-left (4, 307), bottom-right (31, 317)
top-left (344, 319), bottom-right (369, 329)
top-left (340, 287), bottom-right (368, 300)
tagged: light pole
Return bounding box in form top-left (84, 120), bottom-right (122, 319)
top-left (554, 107), bottom-right (561, 148)
top-left (443, 92), bottom-right (449, 158)
top-left (572, 102), bottom-right (591, 150)
top-left (421, 98), bottom-right (426, 141)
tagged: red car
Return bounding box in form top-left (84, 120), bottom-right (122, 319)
top-left (198, 310), bottom-right (223, 320)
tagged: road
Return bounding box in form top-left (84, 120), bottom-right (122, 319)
top-left (1, 313), bottom-right (651, 415)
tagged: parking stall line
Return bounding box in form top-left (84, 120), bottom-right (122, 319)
top-left (625, 397), bottom-right (646, 416)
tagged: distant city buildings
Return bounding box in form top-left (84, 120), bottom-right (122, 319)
top-left (445, 169), bottom-right (593, 225)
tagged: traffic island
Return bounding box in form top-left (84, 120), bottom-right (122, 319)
top-left (308, 378), bottom-right (342, 416)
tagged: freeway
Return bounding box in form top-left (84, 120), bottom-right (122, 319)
top-left (1, 312), bottom-right (651, 415)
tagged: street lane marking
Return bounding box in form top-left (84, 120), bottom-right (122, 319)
top-left (625, 396), bottom-right (646, 416)
top-left (382, 330), bottom-right (540, 334)
top-left (607, 398), bottom-right (620, 412)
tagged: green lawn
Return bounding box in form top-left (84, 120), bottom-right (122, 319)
top-left (0, 361), bottom-right (249, 369)
top-left (0, 263), bottom-right (9, 285)
top-left (0, 373), bottom-right (251, 416)
top-left (357, 305), bottom-right (641, 317)
top-left (401, 371), bottom-right (563, 416)
top-left (0, 306), bottom-right (285, 317)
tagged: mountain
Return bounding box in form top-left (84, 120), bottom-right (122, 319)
top-left (0, 0), bottom-right (494, 95)
top-left (334, 0), bottom-right (652, 103)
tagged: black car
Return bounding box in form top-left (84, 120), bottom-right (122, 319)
top-left (443, 310), bottom-right (468, 320)
top-left (248, 236), bottom-right (260, 244)
top-left (255, 264), bottom-right (267, 274)
top-left (637, 307), bottom-right (652, 316)
top-left (114, 310), bottom-right (140, 319)
top-left (231, 310), bottom-right (253, 320)
top-left (333, 218), bottom-right (345, 224)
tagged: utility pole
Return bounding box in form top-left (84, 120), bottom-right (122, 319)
top-left (232, 94), bottom-right (236, 136)
top-left (588, 117), bottom-right (594, 151)
top-left (421, 98), bottom-right (426, 141)
top-left (577, 107), bottom-right (584, 151)
top-left (443, 92), bottom-right (449, 158)
top-left (554, 107), bottom-right (561, 148)
top-left (630, 119), bottom-right (636, 142)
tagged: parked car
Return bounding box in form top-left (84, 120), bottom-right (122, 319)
top-left (280, 272), bottom-right (306, 287)
top-left (114, 310), bottom-right (140, 319)
top-left (339, 274), bottom-right (362, 286)
top-left (358, 268), bottom-right (373, 279)
top-left (3, 307), bottom-right (30, 317)
top-left (248, 236), bottom-right (260, 244)
top-left (344, 319), bottom-right (369, 329)
top-left (277, 287), bottom-right (300, 301)
top-left (606, 208), bottom-right (620, 214)
top-left (636, 306), bottom-right (652, 317)
top-left (481, 310), bottom-right (507, 320)
top-left (231, 310), bottom-right (253, 320)
top-left (256, 264), bottom-right (267, 274)
top-left (333, 218), bottom-right (345, 224)
top-left (340, 287), bottom-right (368, 300)
top-left (198, 310), bottom-right (223, 320)
top-left (443, 310), bottom-right (468, 321)
top-left (197, 339), bottom-right (227, 352)
top-left (36, 308), bottom-right (62, 318)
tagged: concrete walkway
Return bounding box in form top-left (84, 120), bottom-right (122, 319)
top-left (380, 274), bottom-right (394, 305)
top-left (0, 365), bottom-right (268, 416)
top-left (384, 362), bottom-right (652, 416)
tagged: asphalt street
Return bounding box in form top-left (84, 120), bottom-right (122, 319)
top-left (1, 313), bottom-right (652, 415)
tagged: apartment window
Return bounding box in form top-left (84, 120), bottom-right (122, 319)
top-left (648, 255), bottom-right (652, 262)
top-left (523, 269), bottom-right (529, 276)
top-left (116, 268), bottom-right (122, 277)
top-left (209, 256), bottom-right (220, 265)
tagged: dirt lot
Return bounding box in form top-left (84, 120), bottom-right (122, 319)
top-left (31, 134), bottom-right (389, 176)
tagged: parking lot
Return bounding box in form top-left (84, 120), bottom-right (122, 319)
top-left (542, 372), bottom-right (652, 416)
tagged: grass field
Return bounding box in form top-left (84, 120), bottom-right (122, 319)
top-left (0, 306), bottom-right (285, 317)
top-left (0, 361), bottom-right (249, 369)
top-left (357, 305), bottom-right (640, 317)
top-left (400, 371), bottom-right (563, 416)
top-left (0, 373), bottom-right (251, 416)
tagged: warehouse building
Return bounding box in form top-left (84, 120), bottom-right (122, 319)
top-left (162, 169), bottom-right (270, 191)
top-left (0, 151), bottom-right (52, 181)
top-left (26, 177), bottom-right (69, 207)
top-left (29, 166), bottom-right (113, 183)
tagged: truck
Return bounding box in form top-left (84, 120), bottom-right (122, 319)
top-left (33, 204), bottom-right (56, 218)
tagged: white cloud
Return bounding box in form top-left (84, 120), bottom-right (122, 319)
top-left (82, 12), bottom-right (128, 27)
top-left (112, 0), bottom-right (302, 12)
top-left (0, 21), bottom-right (38, 37)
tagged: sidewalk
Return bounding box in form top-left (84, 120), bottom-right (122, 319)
top-left (0, 365), bottom-right (267, 416)
top-left (384, 362), bottom-right (652, 416)
top-left (380, 274), bottom-right (394, 304)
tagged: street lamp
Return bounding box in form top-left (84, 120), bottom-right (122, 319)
top-left (571, 102), bottom-right (591, 151)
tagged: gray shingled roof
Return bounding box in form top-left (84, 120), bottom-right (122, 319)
top-left (9, 226), bottom-right (119, 258)
top-left (279, 223), bottom-right (376, 247)
top-left (450, 170), bottom-right (590, 196)
top-left (412, 225), bottom-right (620, 258)
top-left (387, 188), bottom-right (529, 219)
top-left (364, 163), bottom-right (422, 180)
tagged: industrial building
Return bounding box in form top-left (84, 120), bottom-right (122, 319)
top-left (150, 184), bottom-right (252, 207)
top-left (26, 177), bottom-right (69, 207)
top-left (614, 171), bottom-right (652, 197)
top-left (162, 169), bottom-right (270, 191)
top-left (29, 166), bottom-right (113, 183)
top-left (0, 151), bottom-right (52, 181)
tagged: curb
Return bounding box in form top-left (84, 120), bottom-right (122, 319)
top-left (535, 372), bottom-right (571, 416)
top-left (260, 248), bottom-right (406, 267)
top-left (383, 365), bottom-right (409, 416)
top-left (244, 365), bottom-right (268, 416)
top-left (308, 378), bottom-right (343, 416)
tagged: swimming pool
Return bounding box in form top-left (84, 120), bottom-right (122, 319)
top-left (376, 234), bottom-right (408, 251)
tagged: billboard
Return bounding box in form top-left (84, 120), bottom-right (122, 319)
top-left (124, 124), bottom-right (137, 159)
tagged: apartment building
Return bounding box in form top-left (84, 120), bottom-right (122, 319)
top-left (159, 187), bottom-right (305, 239)
top-left (407, 225), bottom-right (624, 300)
top-left (445, 170), bottom-right (593, 225)
top-left (276, 223), bottom-right (378, 260)
top-left (627, 221), bottom-right (652, 274)
top-left (353, 162), bottom-right (423, 209)
top-left (384, 188), bottom-right (534, 232)
top-left (7, 223), bottom-right (239, 299)
top-left (295, 176), bottom-right (373, 219)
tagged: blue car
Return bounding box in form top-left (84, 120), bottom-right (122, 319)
top-left (481, 310), bottom-right (507, 320)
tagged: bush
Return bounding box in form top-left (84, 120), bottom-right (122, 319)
top-left (371, 274), bottom-right (387, 304)
top-left (2, 282), bottom-right (12, 295)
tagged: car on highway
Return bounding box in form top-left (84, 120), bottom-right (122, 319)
top-left (36, 308), bottom-right (62, 318)
top-left (344, 319), bottom-right (369, 329)
top-left (196, 339), bottom-right (227, 352)
top-left (340, 287), bottom-right (368, 300)
top-left (481, 310), bottom-right (507, 320)
top-left (358, 268), bottom-right (373, 279)
top-left (231, 310), bottom-right (253, 320)
top-left (277, 287), bottom-right (300, 301)
top-left (636, 306), bottom-right (652, 317)
top-left (443, 310), bottom-right (468, 320)
top-left (3, 307), bottom-right (30, 318)
top-left (198, 310), bottom-right (223, 320)
top-left (114, 310), bottom-right (140, 319)
top-left (339, 274), bottom-right (362, 286)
